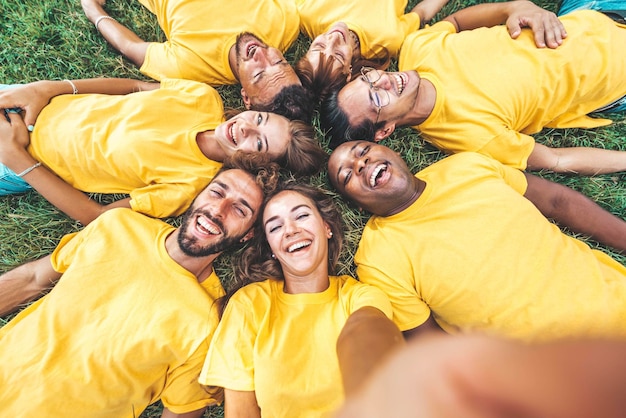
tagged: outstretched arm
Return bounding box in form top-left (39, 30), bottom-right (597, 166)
top-left (523, 172), bottom-right (626, 252)
top-left (409, 0), bottom-right (450, 25)
top-left (0, 78), bottom-right (157, 127)
top-left (443, 0), bottom-right (567, 48)
top-left (81, 0), bottom-right (151, 67)
top-left (337, 306), bottom-right (405, 395)
top-left (335, 334), bottom-right (626, 418)
top-left (224, 389), bottom-right (261, 418)
top-left (0, 112), bottom-right (131, 225)
top-left (0, 255), bottom-right (61, 316)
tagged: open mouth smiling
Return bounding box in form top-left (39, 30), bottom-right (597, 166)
top-left (197, 215), bottom-right (221, 235)
top-left (228, 122), bottom-right (238, 146)
top-left (369, 163), bottom-right (388, 187)
top-left (287, 240), bottom-right (312, 253)
top-left (393, 73), bottom-right (407, 95)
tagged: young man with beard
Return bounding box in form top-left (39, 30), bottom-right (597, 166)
top-left (81, 0), bottom-right (313, 120)
top-left (328, 141), bottom-right (626, 343)
top-left (0, 157), bottom-right (279, 417)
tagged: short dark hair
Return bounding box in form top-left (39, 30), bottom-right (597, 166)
top-left (319, 88), bottom-right (381, 149)
top-left (252, 84), bottom-right (315, 124)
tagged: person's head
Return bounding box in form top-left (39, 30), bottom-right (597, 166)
top-left (234, 181), bottom-right (345, 286)
top-left (304, 22), bottom-right (360, 79)
top-left (320, 69), bottom-right (420, 149)
top-left (328, 141), bottom-right (419, 217)
top-left (177, 153), bottom-right (280, 258)
top-left (297, 22), bottom-right (390, 105)
top-left (217, 109), bottom-right (327, 176)
top-left (234, 32), bottom-right (305, 115)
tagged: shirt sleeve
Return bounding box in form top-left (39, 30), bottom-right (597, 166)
top-left (356, 260), bottom-right (431, 332)
top-left (130, 182), bottom-right (199, 218)
top-left (161, 338), bottom-right (224, 413)
top-left (199, 296), bottom-right (258, 391)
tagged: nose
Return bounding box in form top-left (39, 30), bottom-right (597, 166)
top-left (355, 154), bottom-right (368, 175)
top-left (283, 218), bottom-right (300, 237)
top-left (253, 47), bottom-right (270, 64)
top-left (237, 119), bottom-right (255, 141)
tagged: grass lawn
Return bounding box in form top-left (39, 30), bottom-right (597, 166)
top-left (1, 0), bottom-right (625, 416)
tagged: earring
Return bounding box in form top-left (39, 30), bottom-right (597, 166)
top-left (328, 231), bottom-right (333, 238)
top-left (271, 253), bottom-right (276, 259)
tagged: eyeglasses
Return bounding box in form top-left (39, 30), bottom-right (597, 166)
top-left (360, 67), bottom-right (390, 124)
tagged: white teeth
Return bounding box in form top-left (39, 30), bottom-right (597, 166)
top-left (288, 240), bottom-right (311, 253)
top-left (394, 73), bottom-right (405, 95)
top-left (197, 216), bottom-right (219, 235)
top-left (229, 124), bottom-right (237, 145)
top-left (370, 163), bottom-right (386, 187)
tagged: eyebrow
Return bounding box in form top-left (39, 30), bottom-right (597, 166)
top-left (214, 179), bottom-right (256, 214)
top-left (264, 203), bottom-right (310, 227)
top-left (334, 142), bottom-right (360, 186)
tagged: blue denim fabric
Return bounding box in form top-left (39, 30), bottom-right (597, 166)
top-left (0, 164), bottom-right (32, 195)
top-left (0, 83), bottom-right (33, 194)
top-left (558, 0), bottom-right (626, 16)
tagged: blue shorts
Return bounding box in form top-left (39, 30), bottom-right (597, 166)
top-left (0, 83), bottom-right (33, 195)
top-left (0, 164), bottom-right (32, 195)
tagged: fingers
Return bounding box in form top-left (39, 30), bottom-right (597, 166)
top-left (508, 12), bottom-right (568, 49)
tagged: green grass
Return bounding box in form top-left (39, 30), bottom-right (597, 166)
top-left (1, 0), bottom-right (625, 416)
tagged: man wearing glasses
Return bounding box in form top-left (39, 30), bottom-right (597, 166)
top-left (320, 1), bottom-right (626, 176)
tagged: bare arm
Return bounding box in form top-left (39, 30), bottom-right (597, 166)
top-left (224, 389), bottom-right (261, 418)
top-left (0, 78), bottom-right (157, 127)
top-left (335, 334), bottom-right (626, 418)
top-left (161, 407), bottom-right (207, 418)
top-left (402, 312), bottom-right (445, 340)
top-left (81, 0), bottom-right (151, 67)
top-left (443, 0), bottom-right (566, 48)
top-left (337, 306), bottom-right (405, 395)
top-left (0, 255), bottom-right (61, 316)
top-left (523, 172), bottom-right (626, 253)
top-left (409, 0), bottom-right (450, 25)
top-left (0, 112), bottom-right (131, 225)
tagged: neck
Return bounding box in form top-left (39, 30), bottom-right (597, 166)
top-left (283, 268), bottom-right (330, 294)
top-left (384, 176), bottom-right (426, 217)
top-left (196, 130), bottom-right (226, 162)
top-left (165, 229), bottom-right (220, 283)
top-left (403, 77), bottom-right (436, 126)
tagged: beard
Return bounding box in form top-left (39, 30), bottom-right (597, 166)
top-left (177, 209), bottom-right (246, 257)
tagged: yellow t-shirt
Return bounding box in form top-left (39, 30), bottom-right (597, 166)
top-left (296, 0), bottom-right (420, 59)
top-left (399, 10), bottom-right (626, 169)
top-left (0, 208), bottom-right (225, 417)
top-left (199, 276), bottom-right (392, 418)
top-left (139, 0), bottom-right (300, 84)
top-left (28, 78), bottom-right (223, 218)
top-left (356, 152), bottom-right (626, 343)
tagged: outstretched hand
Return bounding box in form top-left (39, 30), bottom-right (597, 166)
top-left (0, 111), bottom-right (31, 164)
top-left (506, 1), bottom-right (567, 48)
top-left (0, 83), bottom-right (51, 129)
